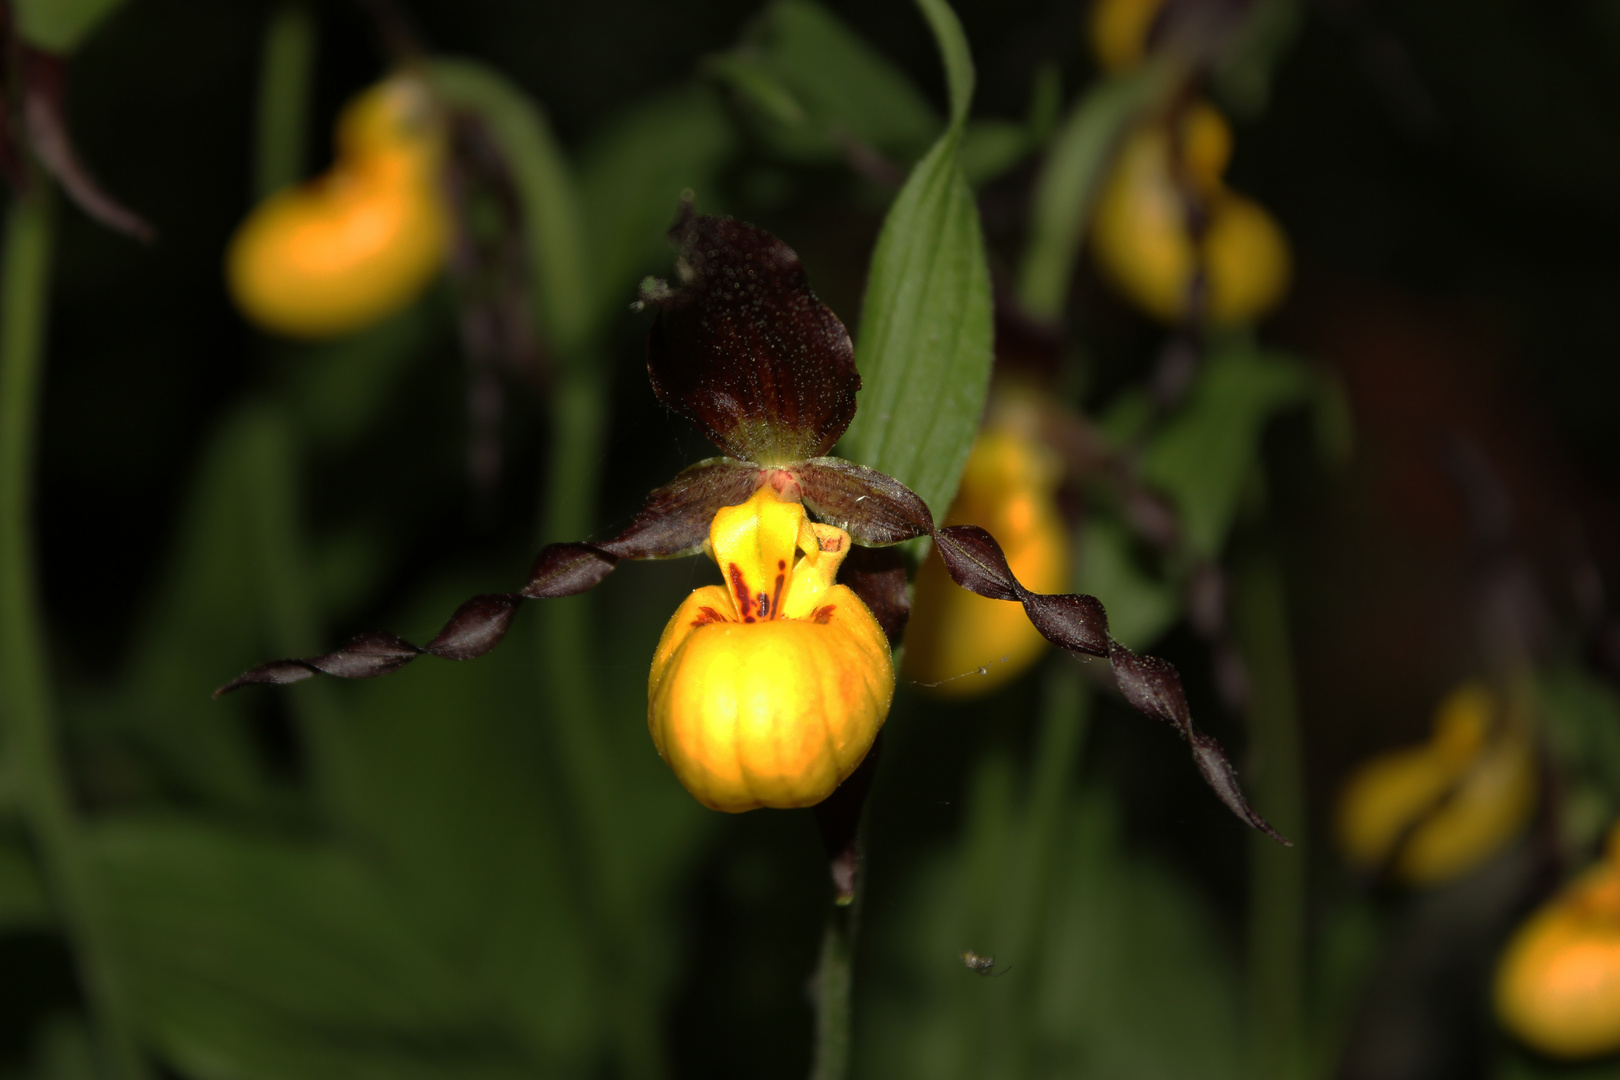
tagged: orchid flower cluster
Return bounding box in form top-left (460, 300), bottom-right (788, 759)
top-left (217, 208), bottom-right (1284, 843)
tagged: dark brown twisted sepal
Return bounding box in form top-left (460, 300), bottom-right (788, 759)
top-left (215, 460), bottom-right (766, 697)
top-left (21, 50), bottom-right (154, 241)
top-left (642, 209), bottom-right (859, 465)
top-left (931, 524), bottom-right (1289, 845)
top-left (797, 458), bottom-right (935, 546)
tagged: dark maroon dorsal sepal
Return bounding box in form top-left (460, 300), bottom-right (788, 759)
top-left (641, 208), bottom-right (860, 465)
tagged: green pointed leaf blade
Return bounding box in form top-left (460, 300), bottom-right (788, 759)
top-left (912, 0), bottom-right (975, 125)
top-left (1017, 62), bottom-right (1177, 320)
top-left (725, 0), bottom-right (940, 165)
top-left (841, 130), bottom-right (992, 520)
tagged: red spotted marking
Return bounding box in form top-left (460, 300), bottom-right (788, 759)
top-left (811, 604), bottom-right (836, 624)
top-left (690, 606), bottom-right (727, 627)
top-left (728, 563), bottom-right (754, 622)
top-left (769, 572), bottom-right (785, 620)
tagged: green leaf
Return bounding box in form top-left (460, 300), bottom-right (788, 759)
top-left (912, 0), bottom-right (975, 125)
top-left (1138, 346), bottom-right (1315, 559)
top-left (1211, 0), bottom-right (1304, 118)
top-left (1073, 515), bottom-right (1181, 651)
top-left (130, 972), bottom-right (539, 1080)
top-left (577, 86), bottom-right (735, 325)
top-left (716, 0), bottom-right (939, 165)
top-left (1016, 62), bottom-right (1177, 320)
top-left (427, 59), bottom-right (591, 359)
top-left (97, 819), bottom-right (485, 1028)
top-left (83, 405), bottom-right (311, 812)
top-left (0, 829), bottom-right (50, 930)
top-left (863, 778), bottom-right (1242, 1079)
top-left (841, 0), bottom-right (991, 521)
top-left (958, 120), bottom-right (1030, 187)
top-left (285, 299), bottom-right (445, 448)
top-left (29, 1016), bottom-right (98, 1080)
top-left (303, 596), bottom-right (603, 1062)
top-left (13, 0), bottom-right (126, 52)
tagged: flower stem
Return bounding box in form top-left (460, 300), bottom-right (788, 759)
top-left (0, 180), bottom-right (149, 1080)
top-left (809, 842), bottom-right (862, 1080)
top-left (252, 0), bottom-right (316, 200)
top-left (1232, 548), bottom-right (1308, 1080)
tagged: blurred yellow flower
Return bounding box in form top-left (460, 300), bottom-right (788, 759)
top-left (1091, 101), bottom-right (1291, 326)
top-left (227, 74), bottom-right (450, 339)
top-left (904, 424), bottom-right (1069, 697)
top-left (648, 486), bottom-right (894, 812)
top-left (1088, 0), bottom-right (1163, 73)
top-left (1337, 681), bottom-right (1537, 886)
top-left (1496, 826), bottom-right (1620, 1059)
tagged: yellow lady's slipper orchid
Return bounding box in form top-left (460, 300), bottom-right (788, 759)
top-left (1091, 102), bottom-right (1291, 326)
top-left (227, 74), bottom-right (450, 339)
top-left (1337, 681), bottom-right (1537, 885)
top-left (1088, 0), bottom-right (1164, 73)
top-left (1496, 825), bottom-right (1620, 1059)
top-left (648, 486), bottom-right (894, 812)
top-left (218, 209), bottom-right (1285, 844)
top-left (904, 427), bottom-right (1069, 696)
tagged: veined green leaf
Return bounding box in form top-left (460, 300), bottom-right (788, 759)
top-left (1016, 61), bottom-right (1177, 320)
top-left (841, 0), bottom-right (991, 521)
top-left (427, 59), bottom-right (591, 360)
top-left (14, 0), bottom-right (126, 52)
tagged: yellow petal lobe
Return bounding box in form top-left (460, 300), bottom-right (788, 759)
top-left (226, 75), bottom-right (449, 340)
top-left (1088, 0), bottom-right (1165, 73)
top-left (648, 487), bottom-right (894, 812)
top-left (1337, 682), bottom-right (1536, 885)
top-left (1497, 846), bottom-right (1620, 1059)
top-left (1091, 102), bottom-right (1291, 326)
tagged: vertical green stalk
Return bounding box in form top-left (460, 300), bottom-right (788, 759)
top-left (538, 367), bottom-right (665, 1080)
top-left (246, 1), bottom-right (339, 792)
top-left (810, 883), bottom-right (860, 1080)
top-left (1232, 549), bottom-right (1307, 1080)
top-left (0, 181), bottom-right (148, 1080)
top-left (252, 1), bottom-right (316, 200)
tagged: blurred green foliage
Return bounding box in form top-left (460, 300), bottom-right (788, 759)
top-left (4, 0), bottom-right (1620, 1078)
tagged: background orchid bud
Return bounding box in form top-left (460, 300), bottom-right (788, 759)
top-left (1496, 825), bottom-right (1620, 1059)
top-left (904, 426), bottom-right (1069, 696)
top-left (1090, 101), bottom-right (1291, 326)
top-left (647, 487), bottom-right (894, 812)
top-left (1336, 682), bottom-right (1537, 885)
top-left (226, 74), bottom-right (449, 339)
